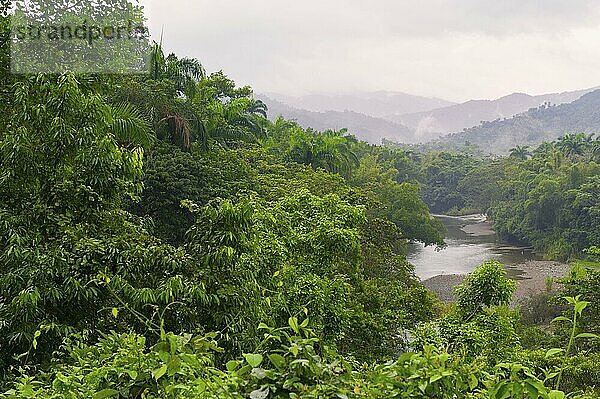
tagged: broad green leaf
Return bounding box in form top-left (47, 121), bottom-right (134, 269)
top-left (523, 382), bottom-right (538, 398)
top-left (268, 353), bottom-right (286, 370)
top-left (243, 353), bottom-right (263, 368)
top-left (226, 360), bottom-right (239, 372)
top-left (574, 301), bottom-right (589, 315)
top-left (494, 382), bottom-right (510, 399)
top-left (545, 348), bottom-right (564, 358)
top-left (548, 390), bottom-right (565, 399)
top-left (167, 355), bottom-right (182, 376)
top-left (289, 317), bottom-right (299, 334)
top-left (152, 364), bottom-right (167, 381)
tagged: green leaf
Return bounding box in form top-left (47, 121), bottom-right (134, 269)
top-left (92, 389), bottom-right (119, 399)
top-left (551, 316), bottom-right (571, 324)
top-left (290, 345), bottom-right (299, 356)
top-left (226, 360), bottom-right (239, 372)
top-left (152, 364), bottom-right (167, 381)
top-left (575, 333), bottom-right (599, 339)
top-left (494, 382), bottom-right (510, 399)
top-left (524, 382), bottom-right (538, 398)
top-left (126, 370), bottom-right (138, 380)
top-left (289, 317), bottom-right (299, 334)
top-left (545, 348), bottom-right (564, 358)
top-left (469, 374), bottom-right (478, 390)
top-left (111, 308), bottom-right (118, 318)
top-left (574, 301), bottom-right (589, 315)
top-left (548, 390), bottom-right (565, 399)
top-left (243, 353), bottom-right (263, 368)
top-left (268, 354), bottom-right (286, 370)
top-left (564, 296), bottom-right (576, 305)
top-left (167, 355), bottom-right (182, 376)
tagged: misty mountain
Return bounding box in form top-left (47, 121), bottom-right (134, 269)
top-left (389, 88), bottom-right (596, 141)
top-left (262, 91), bottom-right (455, 118)
top-left (433, 89), bottom-right (600, 153)
top-left (258, 94), bottom-right (415, 144)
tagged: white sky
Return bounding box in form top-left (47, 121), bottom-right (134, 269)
top-left (146, 0), bottom-right (600, 102)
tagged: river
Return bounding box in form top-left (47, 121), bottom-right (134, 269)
top-left (407, 214), bottom-right (541, 281)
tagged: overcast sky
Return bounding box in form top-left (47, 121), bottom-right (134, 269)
top-left (146, 0), bottom-right (600, 102)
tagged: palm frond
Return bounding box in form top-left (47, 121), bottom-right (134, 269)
top-left (108, 103), bottom-right (154, 149)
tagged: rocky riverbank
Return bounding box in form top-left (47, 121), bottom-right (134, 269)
top-left (423, 260), bottom-right (571, 304)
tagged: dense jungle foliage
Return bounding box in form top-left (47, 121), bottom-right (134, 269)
top-left (1, 4), bottom-right (600, 398)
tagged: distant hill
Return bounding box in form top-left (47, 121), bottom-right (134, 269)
top-left (433, 89), bottom-right (600, 153)
top-left (262, 91), bottom-right (455, 118)
top-left (388, 88), bottom-right (597, 142)
top-left (258, 94), bottom-right (415, 144)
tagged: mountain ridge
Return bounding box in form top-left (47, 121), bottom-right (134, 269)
top-left (258, 94), bottom-right (415, 144)
top-left (259, 86), bottom-right (600, 149)
top-left (261, 91), bottom-right (455, 118)
top-left (432, 88), bottom-right (600, 153)
top-left (387, 87), bottom-right (599, 141)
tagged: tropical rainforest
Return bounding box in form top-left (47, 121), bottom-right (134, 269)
top-left (1, 3), bottom-right (600, 398)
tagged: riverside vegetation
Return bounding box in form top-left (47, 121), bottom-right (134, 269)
top-left (1, 6), bottom-right (600, 398)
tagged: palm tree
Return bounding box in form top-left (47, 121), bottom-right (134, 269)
top-left (247, 99), bottom-right (268, 119)
top-left (532, 142), bottom-right (555, 158)
top-left (149, 43), bottom-right (205, 98)
top-left (114, 42), bottom-right (208, 151)
top-left (557, 133), bottom-right (589, 159)
top-left (509, 145), bottom-right (531, 161)
top-left (206, 98), bottom-right (270, 145)
top-left (287, 129), bottom-right (359, 176)
top-left (267, 117), bottom-right (300, 139)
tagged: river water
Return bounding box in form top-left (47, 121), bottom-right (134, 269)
top-left (407, 215), bottom-right (541, 281)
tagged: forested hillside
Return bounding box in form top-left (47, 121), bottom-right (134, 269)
top-left (432, 90), bottom-right (600, 153)
top-left (393, 88), bottom-right (595, 141)
top-left (1, 4), bottom-right (600, 398)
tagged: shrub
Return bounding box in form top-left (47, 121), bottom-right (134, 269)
top-left (454, 260), bottom-right (517, 319)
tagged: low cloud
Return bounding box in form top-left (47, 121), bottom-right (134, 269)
top-left (149, 0), bottom-right (600, 101)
